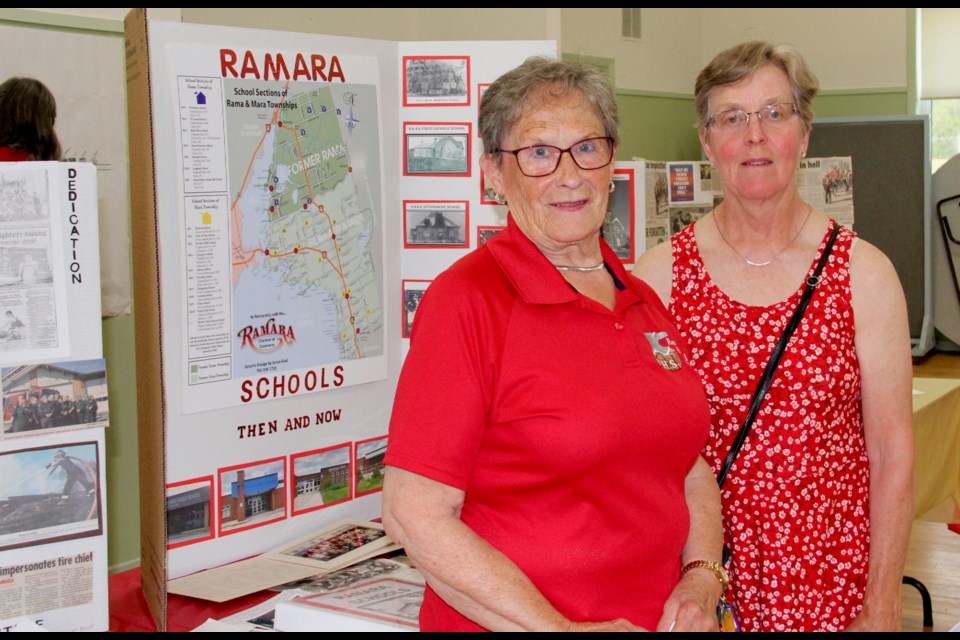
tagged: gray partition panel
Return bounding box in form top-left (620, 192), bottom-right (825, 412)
top-left (806, 116), bottom-right (933, 357)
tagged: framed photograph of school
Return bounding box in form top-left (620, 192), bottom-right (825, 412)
top-left (403, 200), bottom-right (469, 249)
top-left (166, 476), bottom-right (215, 549)
top-left (217, 456), bottom-right (287, 537)
top-left (477, 225), bottom-right (505, 247)
top-left (402, 55), bottom-right (470, 107)
top-left (290, 443), bottom-right (352, 517)
top-left (403, 122), bottom-right (472, 177)
top-left (354, 435), bottom-right (387, 497)
top-left (603, 168), bottom-right (637, 263)
top-left (401, 280), bottom-right (431, 339)
top-left (0, 440), bottom-right (103, 552)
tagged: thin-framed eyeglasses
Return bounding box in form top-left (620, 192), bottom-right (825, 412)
top-left (706, 102), bottom-right (799, 132)
top-left (493, 136), bottom-right (615, 177)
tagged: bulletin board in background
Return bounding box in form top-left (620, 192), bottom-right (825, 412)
top-left (0, 11), bottom-right (131, 317)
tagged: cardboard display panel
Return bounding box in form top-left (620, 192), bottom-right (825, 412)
top-left (124, 8), bottom-right (554, 630)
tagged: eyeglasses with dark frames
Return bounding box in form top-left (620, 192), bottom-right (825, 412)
top-left (493, 136), bottom-right (615, 177)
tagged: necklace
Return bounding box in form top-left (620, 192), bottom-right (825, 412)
top-left (715, 203), bottom-right (813, 267)
top-left (554, 262), bottom-right (606, 273)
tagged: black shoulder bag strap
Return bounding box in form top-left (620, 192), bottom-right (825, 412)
top-left (716, 221), bottom-right (841, 489)
top-left (717, 221), bottom-right (840, 570)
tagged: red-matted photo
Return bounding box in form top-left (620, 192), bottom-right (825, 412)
top-left (216, 455), bottom-right (287, 537)
top-left (403, 200), bottom-right (469, 249)
top-left (604, 167), bottom-right (636, 263)
top-left (290, 442), bottom-right (352, 516)
top-left (401, 279), bottom-right (431, 339)
top-left (166, 476), bottom-right (215, 549)
top-left (477, 225), bottom-right (506, 247)
top-left (354, 435), bottom-right (387, 497)
top-left (403, 55), bottom-right (470, 107)
top-left (479, 169), bottom-right (502, 205)
top-left (403, 122), bottom-right (472, 177)
top-left (477, 83), bottom-right (490, 136)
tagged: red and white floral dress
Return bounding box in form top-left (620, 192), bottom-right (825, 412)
top-left (669, 220), bottom-right (868, 632)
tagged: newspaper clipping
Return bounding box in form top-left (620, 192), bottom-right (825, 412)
top-left (0, 169), bottom-right (63, 355)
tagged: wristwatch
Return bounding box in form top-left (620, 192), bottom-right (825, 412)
top-left (681, 560), bottom-right (730, 593)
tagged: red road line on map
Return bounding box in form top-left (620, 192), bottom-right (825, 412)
top-left (231, 88), bottom-right (362, 357)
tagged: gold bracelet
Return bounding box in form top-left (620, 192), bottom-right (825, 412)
top-left (680, 560), bottom-right (729, 593)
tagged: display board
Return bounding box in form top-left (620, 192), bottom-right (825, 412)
top-left (805, 116), bottom-right (934, 357)
top-left (0, 162), bottom-right (108, 631)
top-left (124, 8), bottom-right (555, 631)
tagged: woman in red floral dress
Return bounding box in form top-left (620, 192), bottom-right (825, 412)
top-left (633, 41), bottom-right (914, 632)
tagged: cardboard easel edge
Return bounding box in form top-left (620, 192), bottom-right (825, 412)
top-left (123, 6), bottom-right (169, 633)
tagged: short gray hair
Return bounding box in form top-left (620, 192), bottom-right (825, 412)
top-left (479, 56), bottom-right (619, 165)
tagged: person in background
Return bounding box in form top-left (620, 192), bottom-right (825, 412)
top-left (383, 56), bottom-right (725, 632)
top-left (0, 77), bottom-right (62, 162)
top-left (632, 40), bottom-right (914, 631)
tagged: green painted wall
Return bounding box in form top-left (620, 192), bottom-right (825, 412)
top-left (812, 90), bottom-right (909, 119)
top-left (103, 311), bottom-right (141, 574)
top-left (615, 91), bottom-right (701, 162)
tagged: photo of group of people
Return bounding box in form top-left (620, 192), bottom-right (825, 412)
top-left (1, 359), bottom-right (107, 437)
top-left (403, 56), bottom-right (470, 106)
top-left (269, 520), bottom-right (391, 570)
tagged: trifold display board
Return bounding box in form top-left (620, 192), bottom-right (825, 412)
top-left (806, 116), bottom-right (934, 357)
top-left (0, 162), bottom-right (107, 632)
top-left (123, 8), bottom-right (556, 631)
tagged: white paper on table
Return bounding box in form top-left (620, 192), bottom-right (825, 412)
top-left (167, 557), bottom-right (321, 603)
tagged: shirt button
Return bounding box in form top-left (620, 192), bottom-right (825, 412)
top-left (614, 322), bottom-right (624, 330)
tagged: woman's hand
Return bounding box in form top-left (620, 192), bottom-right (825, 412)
top-left (561, 618), bottom-right (648, 632)
top-left (656, 569), bottom-right (722, 632)
top-left (844, 603), bottom-right (902, 632)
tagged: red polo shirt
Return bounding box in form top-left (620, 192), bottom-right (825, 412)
top-left (386, 215), bottom-right (710, 631)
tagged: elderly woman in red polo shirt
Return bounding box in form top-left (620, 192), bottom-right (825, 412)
top-left (382, 57), bottom-right (724, 632)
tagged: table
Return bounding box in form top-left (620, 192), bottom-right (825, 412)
top-left (109, 566), bottom-right (277, 632)
top-left (912, 377), bottom-right (960, 522)
top-left (109, 379), bottom-right (960, 631)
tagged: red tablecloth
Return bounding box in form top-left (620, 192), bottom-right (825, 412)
top-left (108, 567), bottom-right (275, 632)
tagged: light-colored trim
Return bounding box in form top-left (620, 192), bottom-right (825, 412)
top-left (616, 88), bottom-right (691, 101)
top-left (0, 8), bottom-right (123, 33)
top-left (109, 557), bottom-right (141, 576)
top-left (819, 87), bottom-right (909, 97)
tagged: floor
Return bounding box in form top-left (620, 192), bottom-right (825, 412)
top-left (903, 349), bottom-right (960, 632)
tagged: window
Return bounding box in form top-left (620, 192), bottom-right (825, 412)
top-left (921, 9), bottom-right (960, 172)
top-left (622, 8), bottom-right (641, 40)
top-left (923, 99), bottom-right (960, 173)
